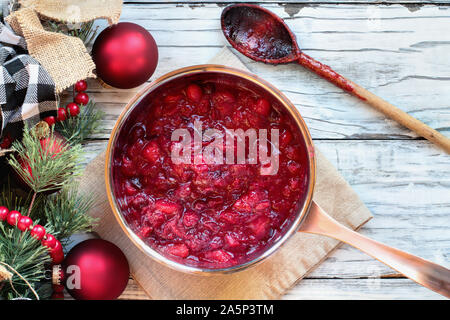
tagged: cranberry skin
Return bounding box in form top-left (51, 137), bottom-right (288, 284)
top-left (66, 103), bottom-right (80, 117)
top-left (17, 216), bottom-right (33, 231)
top-left (0, 206), bottom-right (9, 221)
top-left (74, 80), bottom-right (88, 92)
top-left (74, 92), bottom-right (89, 105)
top-left (6, 210), bottom-right (21, 226)
top-left (30, 225), bottom-right (46, 240)
top-left (42, 233), bottom-right (57, 249)
top-left (44, 116), bottom-right (56, 126)
top-left (57, 107), bottom-right (68, 122)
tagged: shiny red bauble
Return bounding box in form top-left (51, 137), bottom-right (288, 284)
top-left (61, 239), bottom-right (129, 300)
top-left (92, 22), bottom-right (158, 89)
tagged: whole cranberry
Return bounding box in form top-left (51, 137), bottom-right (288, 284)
top-left (0, 206), bottom-right (9, 221)
top-left (66, 103), bottom-right (80, 117)
top-left (30, 225), bottom-right (46, 240)
top-left (7, 210), bottom-right (21, 226)
top-left (17, 216), bottom-right (33, 231)
top-left (57, 107), bottom-right (68, 122)
top-left (43, 116), bottom-right (56, 126)
top-left (74, 80), bottom-right (88, 92)
top-left (74, 92), bottom-right (89, 105)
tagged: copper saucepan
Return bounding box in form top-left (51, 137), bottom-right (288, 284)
top-left (105, 65), bottom-right (450, 298)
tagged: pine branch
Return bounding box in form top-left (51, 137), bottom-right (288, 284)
top-left (55, 101), bottom-right (104, 145)
top-left (44, 184), bottom-right (98, 245)
top-left (7, 126), bottom-right (84, 193)
top-left (0, 223), bottom-right (51, 300)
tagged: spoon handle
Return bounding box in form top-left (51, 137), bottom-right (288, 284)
top-left (299, 201), bottom-right (450, 298)
top-left (297, 53), bottom-right (450, 153)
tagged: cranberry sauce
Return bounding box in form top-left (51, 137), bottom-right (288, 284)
top-left (112, 73), bottom-right (309, 268)
top-left (222, 6), bottom-right (295, 61)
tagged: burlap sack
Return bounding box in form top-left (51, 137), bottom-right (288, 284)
top-left (19, 0), bottom-right (123, 24)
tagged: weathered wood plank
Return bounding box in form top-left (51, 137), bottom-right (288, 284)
top-left (79, 139), bottom-right (450, 279)
top-left (111, 277), bottom-right (446, 300)
top-left (283, 278), bottom-right (446, 299)
top-left (75, 4), bottom-right (450, 141)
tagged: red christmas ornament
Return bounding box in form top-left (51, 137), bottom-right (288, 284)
top-left (59, 239), bottom-right (129, 300)
top-left (92, 22), bottom-right (158, 89)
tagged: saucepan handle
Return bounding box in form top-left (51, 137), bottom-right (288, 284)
top-left (299, 201), bottom-right (450, 298)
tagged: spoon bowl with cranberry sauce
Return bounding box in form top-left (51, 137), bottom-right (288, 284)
top-left (221, 4), bottom-right (450, 153)
top-left (106, 65), bottom-right (450, 297)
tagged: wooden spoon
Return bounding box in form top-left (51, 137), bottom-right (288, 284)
top-left (221, 4), bottom-right (450, 153)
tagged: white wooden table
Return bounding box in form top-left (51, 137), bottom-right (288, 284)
top-left (76, 1), bottom-right (450, 300)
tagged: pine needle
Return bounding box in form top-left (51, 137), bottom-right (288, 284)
top-left (44, 184), bottom-right (98, 244)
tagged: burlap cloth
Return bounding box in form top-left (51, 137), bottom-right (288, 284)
top-left (79, 48), bottom-right (373, 299)
top-left (6, 1), bottom-right (123, 93)
top-left (19, 0), bottom-right (122, 24)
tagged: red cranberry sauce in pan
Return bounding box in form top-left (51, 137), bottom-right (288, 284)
top-left (112, 73), bottom-right (309, 268)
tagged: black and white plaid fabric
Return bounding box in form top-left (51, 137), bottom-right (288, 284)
top-left (0, 22), bottom-right (57, 143)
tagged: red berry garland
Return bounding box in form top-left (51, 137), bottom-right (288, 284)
top-left (0, 206), bottom-right (64, 264)
top-left (41, 80), bottom-right (89, 127)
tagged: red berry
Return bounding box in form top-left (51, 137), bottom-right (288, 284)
top-left (74, 80), bottom-right (88, 92)
top-left (42, 233), bottom-right (57, 249)
top-left (74, 92), bottom-right (89, 105)
top-left (0, 206), bottom-right (9, 221)
top-left (50, 240), bottom-right (64, 264)
top-left (17, 216), bottom-right (33, 231)
top-left (186, 84), bottom-right (203, 103)
top-left (66, 103), bottom-right (80, 117)
top-left (0, 134), bottom-right (12, 149)
top-left (7, 210), bottom-right (21, 226)
top-left (30, 225), bottom-right (46, 240)
top-left (44, 116), bottom-right (56, 126)
top-left (57, 107), bottom-right (67, 122)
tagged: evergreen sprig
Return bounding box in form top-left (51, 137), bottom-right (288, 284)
top-left (0, 223), bottom-right (52, 300)
top-left (7, 126), bottom-right (83, 194)
top-left (55, 101), bottom-right (104, 145)
top-left (44, 184), bottom-right (98, 244)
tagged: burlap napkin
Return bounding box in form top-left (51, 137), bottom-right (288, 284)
top-left (6, 7), bottom-right (96, 93)
top-left (19, 0), bottom-right (123, 24)
top-left (79, 48), bottom-right (373, 299)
